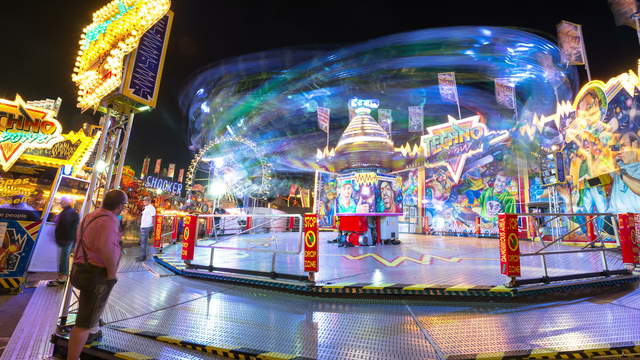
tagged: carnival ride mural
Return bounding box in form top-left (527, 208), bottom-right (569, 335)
top-left (316, 172), bottom-right (337, 228)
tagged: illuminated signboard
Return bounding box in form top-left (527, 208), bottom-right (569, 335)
top-left (349, 98), bottom-right (380, 109)
top-left (21, 129), bottom-right (100, 176)
top-left (72, 0), bottom-right (171, 111)
top-left (421, 115), bottom-right (509, 183)
top-left (120, 11), bottom-right (173, 109)
top-left (144, 175), bottom-right (182, 195)
top-left (0, 95), bottom-right (64, 172)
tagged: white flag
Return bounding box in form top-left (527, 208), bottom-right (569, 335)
top-left (494, 79), bottom-right (516, 109)
top-left (378, 108), bottom-right (393, 135)
top-left (438, 72), bottom-right (459, 103)
top-left (317, 107), bottom-right (330, 133)
top-left (408, 106), bottom-right (424, 133)
top-left (557, 20), bottom-right (586, 65)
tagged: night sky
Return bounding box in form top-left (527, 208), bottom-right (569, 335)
top-left (1, 1), bottom-right (638, 174)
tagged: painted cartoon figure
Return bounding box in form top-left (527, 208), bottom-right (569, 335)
top-left (337, 181), bottom-right (357, 213)
top-left (609, 132), bottom-right (640, 212)
top-left (478, 171), bottom-right (515, 221)
top-left (377, 180), bottom-right (401, 213)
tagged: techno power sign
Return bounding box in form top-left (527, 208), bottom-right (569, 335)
top-left (421, 115), bottom-right (509, 183)
top-left (0, 95), bottom-right (64, 171)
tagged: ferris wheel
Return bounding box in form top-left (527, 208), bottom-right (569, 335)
top-left (185, 136), bottom-right (273, 201)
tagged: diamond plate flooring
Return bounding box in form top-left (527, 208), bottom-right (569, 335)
top-left (173, 233), bottom-right (625, 286)
top-left (93, 255), bottom-right (640, 360)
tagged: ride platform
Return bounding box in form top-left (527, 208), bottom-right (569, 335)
top-left (153, 233), bottom-right (637, 299)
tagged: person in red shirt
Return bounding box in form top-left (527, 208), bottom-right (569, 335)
top-left (67, 190), bottom-right (128, 360)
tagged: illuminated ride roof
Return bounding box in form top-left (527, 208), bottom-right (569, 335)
top-left (180, 26), bottom-right (579, 175)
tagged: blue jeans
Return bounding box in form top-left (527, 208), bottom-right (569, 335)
top-left (59, 241), bottom-right (74, 275)
top-left (139, 227), bottom-right (152, 259)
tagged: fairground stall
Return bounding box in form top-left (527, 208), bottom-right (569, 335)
top-left (0, 96), bottom-right (100, 293)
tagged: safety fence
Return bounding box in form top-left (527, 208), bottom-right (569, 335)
top-left (160, 213), bottom-right (309, 281)
top-left (498, 212), bottom-right (639, 287)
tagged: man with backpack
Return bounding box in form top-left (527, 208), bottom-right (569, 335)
top-left (67, 190), bottom-right (127, 360)
top-left (47, 196), bottom-right (79, 287)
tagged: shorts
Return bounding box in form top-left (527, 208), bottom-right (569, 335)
top-left (70, 263), bottom-right (117, 329)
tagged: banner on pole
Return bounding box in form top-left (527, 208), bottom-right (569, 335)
top-left (498, 213), bottom-right (521, 277)
top-left (167, 163), bottom-right (175, 179)
top-left (438, 72), bottom-right (459, 103)
top-left (317, 107), bottom-right (330, 133)
top-left (609, 0), bottom-right (639, 29)
top-left (408, 106), bottom-right (424, 133)
top-left (557, 20), bottom-right (586, 65)
top-left (181, 215), bottom-right (197, 260)
top-left (303, 213), bottom-right (319, 272)
top-left (378, 108), bottom-right (393, 135)
top-left (153, 215), bottom-right (163, 248)
top-left (141, 157), bottom-right (150, 179)
top-left (154, 159), bottom-right (162, 174)
top-left (618, 213), bottom-right (640, 265)
top-left (494, 78), bottom-right (516, 109)
top-left (177, 168), bottom-right (184, 183)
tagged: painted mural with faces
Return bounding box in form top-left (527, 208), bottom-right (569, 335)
top-left (564, 81), bottom-right (640, 215)
top-left (315, 172), bottom-right (337, 228)
top-left (423, 142), bottom-right (516, 235)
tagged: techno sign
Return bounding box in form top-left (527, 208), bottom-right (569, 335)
top-left (72, 0), bottom-right (171, 111)
top-left (0, 95), bottom-right (64, 171)
top-left (144, 175), bottom-right (182, 195)
top-left (421, 115), bottom-right (509, 183)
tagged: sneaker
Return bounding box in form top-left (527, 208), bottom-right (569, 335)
top-left (391, 239), bottom-right (401, 245)
top-left (136, 256), bottom-right (146, 262)
top-left (86, 329), bottom-right (103, 344)
top-left (46, 280), bottom-right (65, 287)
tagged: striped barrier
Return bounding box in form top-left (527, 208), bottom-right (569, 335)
top-left (153, 254), bottom-right (638, 299)
top-left (52, 333), bottom-right (154, 360)
top-left (0, 277), bottom-right (23, 293)
top-left (449, 342), bottom-right (640, 359)
top-left (108, 325), bottom-right (314, 360)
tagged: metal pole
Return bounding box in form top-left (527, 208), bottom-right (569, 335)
top-left (634, 17), bottom-right (640, 48)
top-left (580, 24), bottom-right (592, 82)
top-left (103, 126), bottom-right (122, 192)
top-left (541, 254), bottom-right (549, 280)
top-left (80, 108), bottom-right (112, 217)
top-left (113, 112), bottom-right (135, 189)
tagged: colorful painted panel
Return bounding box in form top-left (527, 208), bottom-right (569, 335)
top-left (315, 172), bottom-right (337, 228)
top-left (0, 219), bottom-right (41, 279)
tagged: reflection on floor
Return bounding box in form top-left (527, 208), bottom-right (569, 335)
top-left (89, 251), bottom-right (640, 360)
top-left (172, 233), bottom-right (625, 286)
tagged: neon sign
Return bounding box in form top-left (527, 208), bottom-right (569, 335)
top-left (421, 115), bottom-right (509, 182)
top-left (0, 95), bottom-right (64, 171)
top-left (144, 175), bottom-right (182, 195)
top-left (349, 98), bottom-right (380, 109)
top-left (72, 0), bottom-right (171, 111)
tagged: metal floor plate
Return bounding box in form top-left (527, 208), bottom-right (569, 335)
top-left (96, 258), bottom-right (640, 359)
top-left (176, 233), bottom-right (626, 286)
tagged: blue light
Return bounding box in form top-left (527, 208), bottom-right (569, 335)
top-left (201, 102), bottom-right (210, 113)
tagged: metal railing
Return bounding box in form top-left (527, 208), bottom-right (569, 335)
top-left (187, 213), bottom-right (306, 281)
top-left (509, 212), bottom-right (626, 286)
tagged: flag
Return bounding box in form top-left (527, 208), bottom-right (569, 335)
top-left (494, 79), bottom-right (516, 109)
top-left (378, 109), bottom-right (393, 135)
top-left (557, 20), bottom-right (586, 65)
top-left (167, 163), bottom-right (176, 178)
top-left (178, 168), bottom-right (184, 183)
top-left (408, 106), bottom-right (424, 133)
top-left (438, 72), bottom-right (459, 103)
top-left (154, 159), bottom-right (162, 174)
top-left (141, 157), bottom-right (150, 178)
top-left (317, 107), bottom-right (330, 133)
top-left (609, 0), bottom-right (639, 29)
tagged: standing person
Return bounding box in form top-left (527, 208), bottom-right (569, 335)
top-left (47, 197), bottom-right (79, 287)
top-left (137, 196), bottom-right (156, 261)
top-left (67, 190), bottom-right (127, 360)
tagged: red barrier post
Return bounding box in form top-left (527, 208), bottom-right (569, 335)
top-left (498, 213), bottom-right (521, 286)
top-left (586, 215), bottom-right (597, 243)
top-left (304, 213), bottom-right (319, 281)
top-left (153, 215), bottom-right (163, 248)
top-left (246, 216), bottom-right (252, 231)
top-left (618, 213), bottom-right (640, 265)
top-left (288, 217), bottom-right (295, 231)
top-left (171, 216), bottom-right (178, 241)
top-left (181, 215), bottom-right (197, 261)
top-left (475, 217), bottom-right (481, 236)
top-left (206, 216), bottom-right (213, 235)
